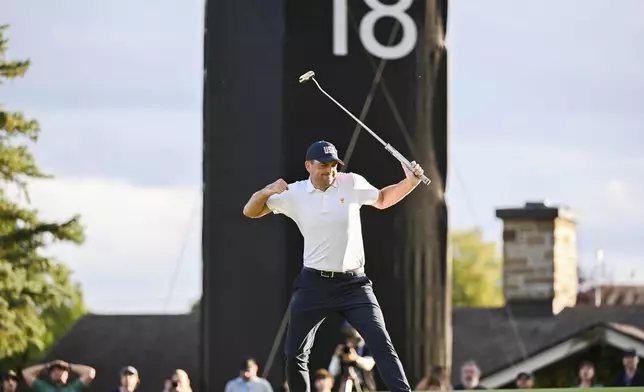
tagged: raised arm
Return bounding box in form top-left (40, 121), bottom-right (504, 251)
top-left (243, 179), bottom-right (288, 218)
top-left (69, 363), bottom-right (96, 386)
top-left (371, 161), bottom-right (424, 210)
top-left (22, 363), bottom-right (48, 387)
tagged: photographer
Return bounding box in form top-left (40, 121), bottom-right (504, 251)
top-left (163, 369), bottom-right (193, 392)
top-left (328, 325), bottom-right (376, 391)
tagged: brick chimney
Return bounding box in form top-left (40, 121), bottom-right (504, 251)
top-left (495, 201), bottom-right (578, 315)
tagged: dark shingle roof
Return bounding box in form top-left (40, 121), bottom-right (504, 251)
top-left (42, 314), bottom-right (199, 392)
top-left (452, 305), bottom-right (644, 385)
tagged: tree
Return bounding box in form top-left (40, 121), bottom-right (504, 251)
top-left (451, 227), bottom-right (504, 308)
top-left (0, 24), bottom-right (86, 364)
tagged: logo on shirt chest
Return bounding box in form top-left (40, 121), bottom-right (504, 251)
top-left (316, 193), bottom-right (351, 217)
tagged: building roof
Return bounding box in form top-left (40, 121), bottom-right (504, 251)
top-left (479, 320), bottom-right (644, 387)
top-left (577, 285), bottom-right (644, 306)
top-left (42, 305), bottom-right (644, 391)
top-left (454, 305), bottom-right (644, 386)
top-left (495, 201), bottom-right (576, 222)
top-left (41, 314), bottom-right (199, 392)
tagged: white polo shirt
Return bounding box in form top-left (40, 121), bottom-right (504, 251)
top-left (265, 172), bottom-right (381, 272)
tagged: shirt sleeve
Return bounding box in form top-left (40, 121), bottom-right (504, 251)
top-left (351, 173), bottom-right (380, 206)
top-left (265, 189), bottom-right (295, 217)
top-left (328, 355), bottom-right (341, 376)
top-left (262, 379), bottom-right (274, 392)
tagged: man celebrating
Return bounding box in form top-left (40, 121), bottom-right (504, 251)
top-left (243, 140), bottom-right (424, 392)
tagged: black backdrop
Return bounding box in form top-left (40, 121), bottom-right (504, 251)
top-left (202, 0), bottom-right (449, 390)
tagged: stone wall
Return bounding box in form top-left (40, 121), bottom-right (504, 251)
top-left (500, 216), bottom-right (578, 314)
top-left (496, 202), bottom-right (579, 314)
top-left (553, 217), bottom-right (579, 313)
top-left (502, 219), bottom-right (556, 301)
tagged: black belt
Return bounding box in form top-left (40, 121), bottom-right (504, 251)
top-left (304, 267), bottom-right (365, 278)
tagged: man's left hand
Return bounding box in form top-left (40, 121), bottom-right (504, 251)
top-left (402, 161), bottom-right (424, 184)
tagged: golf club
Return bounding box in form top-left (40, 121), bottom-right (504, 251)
top-left (298, 70), bottom-right (431, 186)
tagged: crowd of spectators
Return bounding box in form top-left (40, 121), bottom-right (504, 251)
top-left (2, 343), bottom-right (643, 392)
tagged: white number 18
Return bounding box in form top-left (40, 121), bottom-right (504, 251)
top-left (333, 0), bottom-right (418, 60)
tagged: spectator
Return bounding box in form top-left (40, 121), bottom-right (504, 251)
top-left (421, 376), bottom-right (445, 391)
top-left (328, 324), bottom-right (376, 391)
top-left (613, 348), bottom-right (644, 387)
top-left (2, 370), bottom-right (19, 392)
top-left (415, 365), bottom-right (435, 390)
top-left (430, 366), bottom-right (449, 389)
top-left (313, 369), bottom-right (334, 392)
top-left (110, 366), bottom-right (139, 392)
top-left (224, 359), bottom-right (272, 392)
top-left (163, 369), bottom-right (193, 392)
top-left (514, 372), bottom-right (534, 389)
top-left (416, 365), bottom-right (449, 390)
top-left (21, 360), bottom-right (95, 392)
top-left (573, 360), bottom-right (602, 388)
top-left (453, 360), bottom-right (487, 390)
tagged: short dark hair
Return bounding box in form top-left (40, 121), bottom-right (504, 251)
top-left (431, 365), bottom-right (444, 378)
top-left (239, 358), bottom-right (257, 371)
top-left (315, 369), bottom-right (332, 380)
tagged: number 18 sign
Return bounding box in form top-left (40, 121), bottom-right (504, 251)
top-left (333, 0), bottom-right (418, 60)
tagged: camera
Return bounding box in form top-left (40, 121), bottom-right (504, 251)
top-left (343, 345), bottom-right (351, 355)
top-left (165, 378), bottom-right (179, 392)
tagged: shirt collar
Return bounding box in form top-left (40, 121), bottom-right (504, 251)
top-left (306, 177), bottom-right (339, 193)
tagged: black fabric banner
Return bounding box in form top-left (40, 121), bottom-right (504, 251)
top-left (202, 0), bottom-right (449, 390)
top-left (201, 1), bottom-right (290, 390)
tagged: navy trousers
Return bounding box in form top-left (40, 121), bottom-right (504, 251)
top-left (284, 268), bottom-right (411, 392)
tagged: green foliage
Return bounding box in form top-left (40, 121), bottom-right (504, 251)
top-left (0, 26), bottom-right (30, 82)
top-left (0, 24), bottom-right (87, 365)
top-left (451, 227), bottom-right (504, 308)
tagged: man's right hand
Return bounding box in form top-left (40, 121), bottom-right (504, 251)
top-left (264, 178), bottom-right (288, 195)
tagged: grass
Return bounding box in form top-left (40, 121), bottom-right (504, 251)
top-left (374, 389), bottom-right (644, 392)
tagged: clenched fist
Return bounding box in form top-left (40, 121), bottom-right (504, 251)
top-left (402, 161), bottom-right (424, 184)
top-left (265, 178), bottom-right (288, 195)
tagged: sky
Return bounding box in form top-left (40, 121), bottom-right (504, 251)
top-left (2, 0), bottom-right (643, 314)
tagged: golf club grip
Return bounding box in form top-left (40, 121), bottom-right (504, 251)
top-left (385, 144), bottom-right (431, 186)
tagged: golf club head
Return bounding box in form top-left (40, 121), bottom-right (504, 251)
top-left (298, 71), bottom-right (315, 83)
